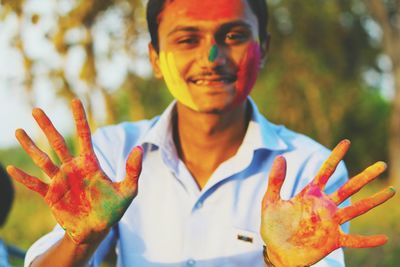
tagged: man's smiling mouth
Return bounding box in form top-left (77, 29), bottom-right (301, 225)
top-left (188, 75), bottom-right (237, 86)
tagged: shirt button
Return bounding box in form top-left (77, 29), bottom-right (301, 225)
top-left (186, 259), bottom-right (196, 266)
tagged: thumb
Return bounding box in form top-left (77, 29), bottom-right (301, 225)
top-left (262, 156), bottom-right (286, 208)
top-left (117, 146), bottom-right (143, 199)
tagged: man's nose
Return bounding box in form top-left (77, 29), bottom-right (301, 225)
top-left (208, 44), bottom-right (219, 62)
top-left (198, 42), bottom-right (226, 67)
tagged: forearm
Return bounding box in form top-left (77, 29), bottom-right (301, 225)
top-left (30, 231), bottom-right (108, 267)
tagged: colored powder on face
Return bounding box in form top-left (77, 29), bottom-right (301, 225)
top-left (159, 51), bottom-right (199, 110)
top-left (234, 41), bottom-right (262, 105)
top-left (208, 45), bottom-right (219, 62)
top-left (159, 43), bottom-right (261, 110)
top-left (160, 0), bottom-right (243, 21)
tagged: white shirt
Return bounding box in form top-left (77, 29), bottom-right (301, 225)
top-left (25, 99), bottom-right (349, 267)
top-left (0, 240), bottom-right (10, 267)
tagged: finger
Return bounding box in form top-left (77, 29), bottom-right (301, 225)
top-left (15, 129), bottom-right (59, 177)
top-left (71, 99), bottom-right (93, 154)
top-left (336, 186), bottom-right (396, 224)
top-left (116, 146), bottom-right (143, 199)
top-left (7, 165), bottom-right (49, 197)
top-left (32, 108), bottom-right (72, 162)
top-left (340, 233), bottom-right (388, 248)
top-left (329, 161), bottom-right (386, 205)
top-left (262, 156), bottom-right (286, 206)
top-left (312, 139), bottom-right (350, 189)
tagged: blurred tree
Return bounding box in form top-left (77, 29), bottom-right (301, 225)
top-left (364, 0), bottom-right (400, 186)
top-left (252, 0), bottom-right (388, 176)
top-left (0, 0), bottom-right (151, 165)
top-left (0, 0), bottom-right (148, 129)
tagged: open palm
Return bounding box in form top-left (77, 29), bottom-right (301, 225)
top-left (261, 140), bottom-right (395, 267)
top-left (7, 99), bottom-right (143, 244)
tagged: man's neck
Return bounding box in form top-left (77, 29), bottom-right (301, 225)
top-left (173, 101), bottom-right (250, 189)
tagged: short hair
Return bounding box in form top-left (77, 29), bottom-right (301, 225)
top-left (0, 164), bottom-right (14, 227)
top-left (146, 0), bottom-right (268, 53)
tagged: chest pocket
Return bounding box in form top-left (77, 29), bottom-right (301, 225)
top-left (222, 226), bottom-right (265, 266)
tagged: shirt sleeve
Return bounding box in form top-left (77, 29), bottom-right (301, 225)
top-left (24, 225), bottom-right (116, 267)
top-left (24, 225), bottom-right (64, 267)
top-left (0, 240), bottom-right (11, 267)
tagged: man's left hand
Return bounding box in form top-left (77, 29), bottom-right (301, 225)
top-left (260, 140), bottom-right (396, 267)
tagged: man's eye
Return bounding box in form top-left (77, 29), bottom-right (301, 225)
top-left (177, 37), bottom-right (199, 45)
top-left (225, 32), bottom-right (248, 44)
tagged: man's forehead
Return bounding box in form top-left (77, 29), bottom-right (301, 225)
top-left (160, 0), bottom-right (249, 21)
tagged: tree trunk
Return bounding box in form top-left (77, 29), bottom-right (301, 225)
top-left (365, 0), bottom-right (400, 186)
top-left (389, 66), bottom-right (400, 186)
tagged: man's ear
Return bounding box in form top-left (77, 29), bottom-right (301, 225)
top-left (259, 33), bottom-right (270, 68)
top-left (148, 43), bottom-right (163, 79)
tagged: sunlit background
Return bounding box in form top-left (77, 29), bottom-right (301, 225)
top-left (0, 0), bottom-right (399, 266)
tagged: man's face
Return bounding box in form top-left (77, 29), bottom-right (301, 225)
top-left (150, 0), bottom-right (263, 113)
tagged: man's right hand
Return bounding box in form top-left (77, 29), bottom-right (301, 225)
top-left (7, 99), bottom-right (143, 244)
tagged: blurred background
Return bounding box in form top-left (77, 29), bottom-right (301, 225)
top-left (0, 0), bottom-right (399, 266)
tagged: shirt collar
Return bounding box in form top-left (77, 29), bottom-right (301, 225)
top-left (140, 100), bottom-right (177, 152)
top-left (140, 98), bottom-right (288, 152)
top-left (244, 97), bottom-right (288, 151)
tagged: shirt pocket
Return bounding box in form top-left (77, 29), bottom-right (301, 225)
top-left (225, 227), bottom-right (264, 257)
top-left (221, 226), bottom-right (265, 267)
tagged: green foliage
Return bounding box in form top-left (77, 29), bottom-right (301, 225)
top-left (339, 88), bottom-right (390, 176)
top-left (0, 148), bottom-right (55, 251)
top-left (344, 185), bottom-right (400, 267)
top-left (250, 1), bottom-right (395, 187)
top-left (113, 74), bottom-right (173, 123)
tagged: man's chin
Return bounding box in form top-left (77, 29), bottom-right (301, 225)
top-left (197, 107), bottom-right (226, 114)
top-left (192, 99), bottom-right (239, 114)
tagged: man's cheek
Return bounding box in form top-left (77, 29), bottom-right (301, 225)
top-left (234, 42), bottom-right (262, 105)
top-left (159, 51), bottom-right (198, 111)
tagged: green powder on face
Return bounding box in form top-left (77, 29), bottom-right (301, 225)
top-left (208, 45), bottom-right (218, 62)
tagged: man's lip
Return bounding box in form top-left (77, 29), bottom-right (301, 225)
top-left (188, 75), bottom-right (237, 84)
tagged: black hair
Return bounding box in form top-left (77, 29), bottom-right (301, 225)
top-left (0, 164), bottom-right (14, 227)
top-left (146, 0), bottom-right (268, 52)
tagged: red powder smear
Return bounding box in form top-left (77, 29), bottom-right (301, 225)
top-left (307, 185), bottom-right (324, 198)
top-left (234, 41), bottom-right (262, 105)
top-left (57, 163), bottom-right (91, 215)
top-left (160, 0), bottom-right (243, 21)
top-left (310, 212), bottom-right (320, 224)
top-left (66, 175), bottom-right (85, 214)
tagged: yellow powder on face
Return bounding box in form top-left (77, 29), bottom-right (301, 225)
top-left (159, 51), bottom-right (198, 110)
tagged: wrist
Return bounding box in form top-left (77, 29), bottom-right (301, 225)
top-left (263, 245), bottom-right (276, 267)
top-left (61, 230), bottom-right (109, 265)
top-left (65, 227), bottom-right (110, 245)
top-left (263, 245), bottom-right (310, 267)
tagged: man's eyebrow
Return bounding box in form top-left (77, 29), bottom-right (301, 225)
top-left (168, 26), bottom-right (200, 36)
top-left (215, 21), bottom-right (253, 40)
top-left (167, 21), bottom-right (252, 37)
top-left (219, 20), bottom-right (252, 31)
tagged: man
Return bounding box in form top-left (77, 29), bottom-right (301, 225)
top-left (7, 0), bottom-right (395, 266)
